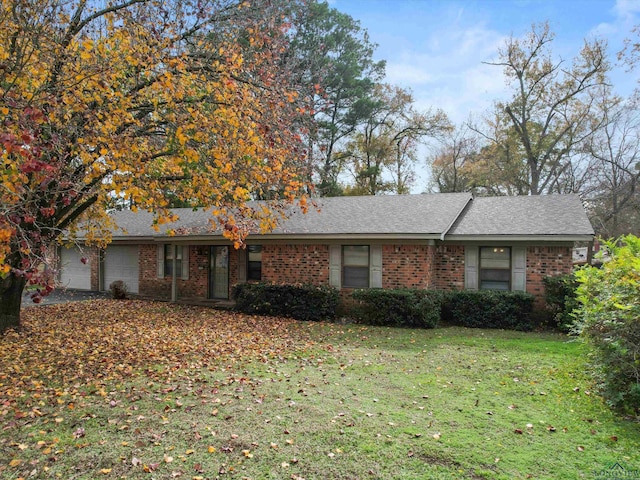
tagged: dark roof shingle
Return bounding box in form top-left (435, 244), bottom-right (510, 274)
top-left (448, 194), bottom-right (594, 236)
top-left (107, 193), bottom-right (593, 240)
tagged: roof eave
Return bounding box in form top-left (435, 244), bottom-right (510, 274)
top-left (110, 232), bottom-right (445, 243)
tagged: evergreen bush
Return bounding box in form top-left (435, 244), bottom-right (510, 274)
top-left (573, 235), bottom-right (640, 414)
top-left (232, 283), bottom-right (339, 321)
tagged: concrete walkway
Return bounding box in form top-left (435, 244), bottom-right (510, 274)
top-left (21, 289), bottom-right (109, 308)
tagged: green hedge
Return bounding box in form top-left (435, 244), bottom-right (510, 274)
top-left (573, 235), bottom-right (640, 414)
top-left (543, 274), bottom-right (578, 331)
top-left (351, 289), bottom-right (443, 329)
top-left (232, 283), bottom-right (339, 321)
top-left (442, 290), bottom-right (535, 331)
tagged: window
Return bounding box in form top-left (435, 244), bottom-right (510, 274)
top-left (247, 245), bottom-right (262, 281)
top-left (164, 245), bottom-right (183, 277)
top-left (343, 245), bottom-right (369, 288)
top-left (479, 247), bottom-right (510, 291)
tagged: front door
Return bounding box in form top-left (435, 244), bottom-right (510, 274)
top-left (209, 246), bottom-right (229, 299)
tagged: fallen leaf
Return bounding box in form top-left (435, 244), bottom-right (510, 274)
top-left (144, 462), bottom-right (159, 472)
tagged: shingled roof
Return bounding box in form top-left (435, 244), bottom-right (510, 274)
top-left (107, 193), bottom-right (593, 242)
top-left (447, 194), bottom-right (594, 238)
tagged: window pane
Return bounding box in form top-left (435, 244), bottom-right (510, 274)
top-left (480, 280), bottom-right (510, 291)
top-left (479, 247), bottom-right (510, 291)
top-left (344, 245), bottom-right (369, 266)
top-left (480, 269), bottom-right (511, 282)
top-left (343, 266), bottom-right (369, 288)
top-left (164, 245), bottom-right (182, 276)
top-left (247, 245), bottom-right (262, 281)
top-left (248, 245), bottom-right (262, 262)
top-left (480, 247), bottom-right (509, 268)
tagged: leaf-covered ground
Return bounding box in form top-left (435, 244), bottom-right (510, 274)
top-left (1, 300), bottom-right (639, 479)
top-left (1, 300), bottom-right (316, 403)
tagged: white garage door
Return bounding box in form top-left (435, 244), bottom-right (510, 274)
top-left (104, 246), bottom-right (139, 294)
top-left (59, 247), bottom-right (92, 290)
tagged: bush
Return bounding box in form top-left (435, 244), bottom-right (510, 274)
top-left (543, 274), bottom-right (579, 331)
top-left (232, 283), bottom-right (339, 321)
top-left (442, 290), bottom-right (535, 331)
top-left (573, 235), bottom-right (640, 415)
top-left (109, 280), bottom-right (128, 299)
top-left (351, 289), bottom-right (443, 329)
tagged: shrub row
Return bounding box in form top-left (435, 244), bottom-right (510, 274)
top-left (543, 274), bottom-right (579, 331)
top-left (232, 283), bottom-right (339, 321)
top-left (353, 289), bottom-right (534, 330)
top-left (351, 289), bottom-right (444, 329)
top-left (233, 283), bottom-right (536, 330)
top-left (441, 290), bottom-right (534, 331)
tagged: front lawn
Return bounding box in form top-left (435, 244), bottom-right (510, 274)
top-left (1, 300), bottom-right (638, 479)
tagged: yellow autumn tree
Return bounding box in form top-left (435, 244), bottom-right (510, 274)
top-left (0, 0), bottom-right (311, 330)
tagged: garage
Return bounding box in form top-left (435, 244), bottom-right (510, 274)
top-left (103, 245), bottom-right (139, 294)
top-left (58, 247), bottom-right (92, 290)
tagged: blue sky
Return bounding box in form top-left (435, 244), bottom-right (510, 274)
top-left (328, 0), bottom-right (640, 190)
top-left (331, 0), bottom-right (639, 123)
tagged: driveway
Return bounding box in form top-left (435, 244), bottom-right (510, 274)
top-left (22, 289), bottom-right (109, 308)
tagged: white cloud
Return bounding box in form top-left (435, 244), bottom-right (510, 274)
top-left (591, 0), bottom-right (640, 38)
top-left (614, 0), bottom-right (640, 19)
top-left (378, 23), bottom-right (508, 124)
top-left (385, 63), bottom-right (433, 86)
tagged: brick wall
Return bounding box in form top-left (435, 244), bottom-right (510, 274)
top-left (139, 245), bottom-right (215, 300)
top-left (433, 245), bottom-right (465, 291)
top-left (526, 245), bottom-right (573, 308)
top-left (381, 244), bottom-right (436, 289)
top-left (89, 247), bottom-right (100, 291)
top-left (132, 242), bottom-right (573, 310)
top-left (262, 244), bottom-right (330, 285)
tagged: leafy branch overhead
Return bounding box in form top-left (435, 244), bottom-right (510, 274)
top-left (0, 0), bottom-right (313, 328)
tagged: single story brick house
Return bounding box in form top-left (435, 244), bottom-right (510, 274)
top-left (58, 193), bottom-right (594, 309)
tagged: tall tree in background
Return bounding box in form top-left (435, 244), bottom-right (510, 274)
top-left (288, 1), bottom-right (385, 196)
top-left (428, 126), bottom-right (479, 193)
top-left (478, 23), bottom-right (609, 195)
top-left (344, 84), bottom-right (449, 195)
top-left (0, 0), bottom-right (311, 330)
top-left (581, 90), bottom-right (640, 236)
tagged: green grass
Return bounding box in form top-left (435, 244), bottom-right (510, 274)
top-left (1, 302), bottom-right (638, 479)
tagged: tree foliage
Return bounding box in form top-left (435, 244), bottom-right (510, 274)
top-left (472, 22), bottom-right (609, 195)
top-left (581, 90), bottom-right (640, 237)
top-left (288, 0), bottom-right (385, 196)
top-left (343, 84), bottom-right (449, 195)
top-left (573, 235), bottom-right (640, 414)
top-left (0, 0), bottom-right (312, 329)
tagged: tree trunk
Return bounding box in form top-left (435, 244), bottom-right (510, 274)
top-left (0, 272), bottom-right (27, 332)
